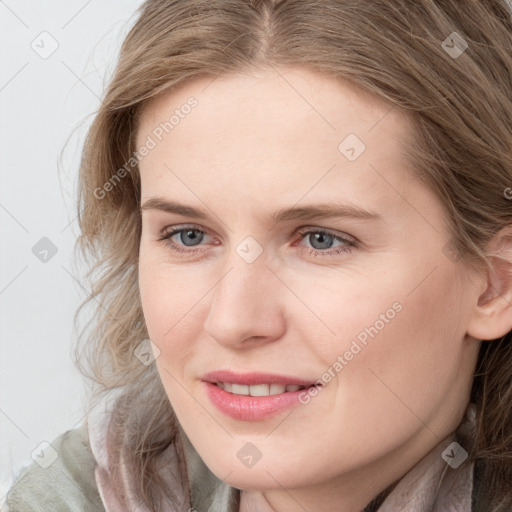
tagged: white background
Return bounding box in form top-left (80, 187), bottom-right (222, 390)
top-left (0, 0), bottom-right (144, 503)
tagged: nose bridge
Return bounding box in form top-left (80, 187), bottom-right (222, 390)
top-left (218, 233), bottom-right (271, 296)
top-left (203, 240), bottom-right (285, 347)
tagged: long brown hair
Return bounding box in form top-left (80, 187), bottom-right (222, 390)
top-left (74, 1), bottom-right (512, 510)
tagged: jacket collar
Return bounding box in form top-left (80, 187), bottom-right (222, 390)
top-left (88, 389), bottom-right (476, 512)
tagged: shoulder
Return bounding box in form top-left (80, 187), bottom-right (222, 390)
top-left (3, 423), bottom-right (105, 512)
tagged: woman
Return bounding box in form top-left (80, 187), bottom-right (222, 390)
top-left (4, 0), bottom-right (512, 511)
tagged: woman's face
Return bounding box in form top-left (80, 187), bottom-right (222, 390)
top-left (137, 67), bottom-right (482, 503)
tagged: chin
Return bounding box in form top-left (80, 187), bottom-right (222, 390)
top-left (221, 468), bottom-right (293, 491)
top-left (204, 451), bottom-right (319, 490)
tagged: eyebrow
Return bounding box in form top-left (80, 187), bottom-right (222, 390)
top-left (140, 197), bottom-right (382, 223)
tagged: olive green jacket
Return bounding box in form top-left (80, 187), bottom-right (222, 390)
top-left (1, 405), bottom-right (492, 512)
top-left (3, 420), bottom-right (239, 512)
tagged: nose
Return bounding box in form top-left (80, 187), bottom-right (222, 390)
top-left (203, 254), bottom-right (287, 350)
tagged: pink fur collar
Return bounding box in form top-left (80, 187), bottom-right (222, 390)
top-left (87, 390), bottom-right (476, 512)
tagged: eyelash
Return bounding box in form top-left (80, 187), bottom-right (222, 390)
top-left (157, 224), bottom-right (358, 258)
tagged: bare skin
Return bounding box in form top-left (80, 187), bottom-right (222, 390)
top-left (136, 66), bottom-right (511, 511)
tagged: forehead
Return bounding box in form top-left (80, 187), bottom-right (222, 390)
top-left (136, 67), bottom-right (417, 216)
top-left (137, 66), bottom-right (408, 146)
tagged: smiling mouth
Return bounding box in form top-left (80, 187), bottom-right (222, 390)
top-left (215, 382), bottom-right (308, 396)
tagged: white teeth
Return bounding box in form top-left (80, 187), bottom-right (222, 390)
top-left (249, 384), bottom-right (270, 396)
top-left (231, 383), bottom-right (249, 395)
top-left (216, 382), bottom-right (305, 396)
top-left (269, 384), bottom-right (287, 395)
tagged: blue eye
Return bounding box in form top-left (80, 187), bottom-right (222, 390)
top-left (158, 226), bottom-right (210, 254)
top-left (296, 229), bottom-right (357, 256)
top-left (157, 225), bottom-right (357, 257)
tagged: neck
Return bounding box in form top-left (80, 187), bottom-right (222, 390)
top-left (239, 477), bottom-right (396, 512)
top-left (238, 425), bottom-right (452, 512)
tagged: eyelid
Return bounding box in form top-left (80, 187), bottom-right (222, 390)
top-left (159, 223), bottom-right (212, 240)
top-left (158, 223), bottom-right (358, 256)
top-left (295, 225), bottom-right (357, 243)
top-left (159, 223), bottom-right (357, 241)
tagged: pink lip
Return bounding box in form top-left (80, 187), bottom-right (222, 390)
top-left (201, 370), bottom-right (317, 387)
top-left (202, 370), bottom-right (319, 421)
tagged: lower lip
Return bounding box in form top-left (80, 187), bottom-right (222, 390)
top-left (204, 382), bottom-right (308, 421)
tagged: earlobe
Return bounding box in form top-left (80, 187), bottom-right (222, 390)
top-left (466, 227), bottom-right (512, 341)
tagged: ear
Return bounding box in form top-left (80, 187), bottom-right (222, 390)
top-left (466, 225), bottom-right (512, 341)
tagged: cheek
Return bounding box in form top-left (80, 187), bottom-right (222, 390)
top-left (326, 264), bottom-right (466, 435)
top-left (276, 263), bottom-right (405, 366)
top-left (138, 253), bottom-right (197, 356)
top-left (138, 251), bottom-right (225, 388)
top-left (138, 237), bottom-right (205, 334)
top-left (138, 260), bottom-right (202, 413)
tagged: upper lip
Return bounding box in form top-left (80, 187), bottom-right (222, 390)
top-left (201, 370), bottom-right (318, 387)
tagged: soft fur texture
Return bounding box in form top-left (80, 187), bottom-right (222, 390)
top-left (3, 390), bottom-right (478, 512)
top-left (87, 392), bottom-right (478, 511)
